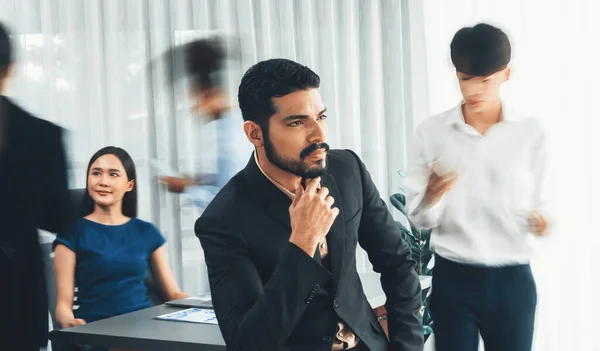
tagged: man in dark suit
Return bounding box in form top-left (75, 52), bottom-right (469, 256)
top-left (0, 22), bottom-right (74, 350)
top-left (195, 58), bottom-right (423, 351)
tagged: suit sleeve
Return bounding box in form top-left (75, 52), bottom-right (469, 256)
top-left (348, 150), bottom-right (424, 351)
top-left (195, 216), bottom-right (331, 351)
top-left (37, 126), bottom-right (75, 233)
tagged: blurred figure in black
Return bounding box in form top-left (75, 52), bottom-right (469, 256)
top-left (0, 22), bottom-right (74, 350)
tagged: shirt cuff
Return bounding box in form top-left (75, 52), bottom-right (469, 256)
top-left (409, 192), bottom-right (446, 229)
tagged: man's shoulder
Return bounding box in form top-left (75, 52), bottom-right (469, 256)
top-left (196, 150), bottom-right (363, 222)
top-left (511, 111), bottom-right (545, 133)
top-left (327, 149), bottom-right (360, 170)
top-left (323, 149), bottom-right (364, 181)
top-left (327, 149), bottom-right (358, 164)
top-left (196, 173), bottom-right (247, 224)
top-left (4, 99), bottom-right (63, 156)
top-left (6, 98), bottom-right (62, 139)
top-left (416, 106), bottom-right (457, 133)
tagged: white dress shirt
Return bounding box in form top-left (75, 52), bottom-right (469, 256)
top-left (405, 101), bottom-right (547, 265)
top-left (183, 108), bottom-right (254, 207)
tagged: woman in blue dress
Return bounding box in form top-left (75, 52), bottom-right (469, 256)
top-left (53, 146), bottom-right (190, 333)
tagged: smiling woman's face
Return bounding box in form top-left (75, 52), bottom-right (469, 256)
top-left (87, 154), bottom-right (134, 210)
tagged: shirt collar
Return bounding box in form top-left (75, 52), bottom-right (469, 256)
top-left (254, 151), bottom-right (296, 199)
top-left (446, 100), bottom-right (520, 126)
top-left (445, 102), bottom-right (466, 125)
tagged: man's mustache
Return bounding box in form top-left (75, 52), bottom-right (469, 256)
top-left (300, 142), bottom-right (330, 159)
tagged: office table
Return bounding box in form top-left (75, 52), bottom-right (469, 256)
top-left (50, 274), bottom-right (432, 350)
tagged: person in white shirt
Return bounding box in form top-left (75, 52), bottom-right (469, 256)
top-left (405, 23), bottom-right (547, 351)
top-left (157, 38), bottom-right (253, 207)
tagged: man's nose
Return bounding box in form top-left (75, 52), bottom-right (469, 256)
top-left (308, 121), bottom-right (326, 143)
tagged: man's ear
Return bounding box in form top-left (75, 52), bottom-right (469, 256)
top-left (0, 63), bottom-right (15, 93)
top-left (503, 66), bottom-right (511, 82)
top-left (244, 121), bottom-right (264, 148)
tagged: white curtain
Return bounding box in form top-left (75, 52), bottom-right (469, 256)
top-left (416, 0), bottom-right (600, 350)
top-left (0, 0), bottom-right (419, 296)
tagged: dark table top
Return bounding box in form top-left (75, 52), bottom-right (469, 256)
top-left (50, 304), bottom-right (225, 351)
top-left (50, 273), bottom-right (432, 350)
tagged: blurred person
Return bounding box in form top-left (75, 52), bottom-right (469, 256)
top-left (404, 23), bottom-right (547, 351)
top-left (157, 37), bottom-right (252, 207)
top-left (53, 147), bottom-right (189, 350)
top-left (195, 58), bottom-right (423, 351)
top-left (0, 22), bottom-right (75, 350)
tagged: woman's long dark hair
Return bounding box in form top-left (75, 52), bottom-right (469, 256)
top-left (81, 146), bottom-right (137, 218)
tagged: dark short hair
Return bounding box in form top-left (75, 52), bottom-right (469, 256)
top-left (184, 38), bottom-right (226, 91)
top-left (81, 146), bottom-right (138, 218)
top-left (0, 22), bottom-right (13, 75)
top-left (155, 37), bottom-right (227, 92)
top-left (450, 23), bottom-right (511, 77)
top-left (238, 58), bottom-right (320, 129)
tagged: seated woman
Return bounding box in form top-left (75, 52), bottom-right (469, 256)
top-left (54, 146), bottom-right (190, 331)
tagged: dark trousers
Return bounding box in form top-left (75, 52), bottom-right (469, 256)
top-left (430, 254), bottom-right (537, 351)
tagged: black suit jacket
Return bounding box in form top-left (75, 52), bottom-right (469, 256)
top-left (0, 96), bottom-right (74, 348)
top-left (195, 150), bottom-right (423, 351)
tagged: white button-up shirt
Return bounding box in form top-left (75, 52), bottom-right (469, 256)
top-left (183, 108), bottom-right (253, 207)
top-left (405, 101), bottom-right (547, 265)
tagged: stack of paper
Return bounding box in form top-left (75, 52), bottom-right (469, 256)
top-left (155, 308), bottom-right (218, 325)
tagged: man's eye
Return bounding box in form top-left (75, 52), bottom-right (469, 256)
top-left (289, 121), bottom-right (302, 127)
top-left (319, 115), bottom-right (328, 120)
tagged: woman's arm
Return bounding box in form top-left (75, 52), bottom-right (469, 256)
top-left (149, 245), bottom-right (191, 301)
top-left (54, 244), bottom-right (86, 328)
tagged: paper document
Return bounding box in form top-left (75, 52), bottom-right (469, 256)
top-left (155, 308), bottom-right (218, 325)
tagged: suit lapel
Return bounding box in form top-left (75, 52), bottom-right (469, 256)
top-left (321, 174), bottom-right (346, 294)
top-left (266, 190), bottom-right (293, 231)
top-left (243, 153), bottom-right (294, 231)
top-left (244, 156), bottom-right (347, 293)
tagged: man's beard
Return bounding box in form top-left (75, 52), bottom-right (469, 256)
top-left (263, 133), bottom-right (330, 179)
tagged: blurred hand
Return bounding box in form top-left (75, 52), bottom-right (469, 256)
top-left (528, 211), bottom-right (548, 236)
top-left (64, 318), bottom-right (86, 328)
top-left (160, 176), bottom-right (195, 193)
top-left (289, 177), bottom-right (339, 256)
top-left (423, 171), bottom-right (457, 208)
